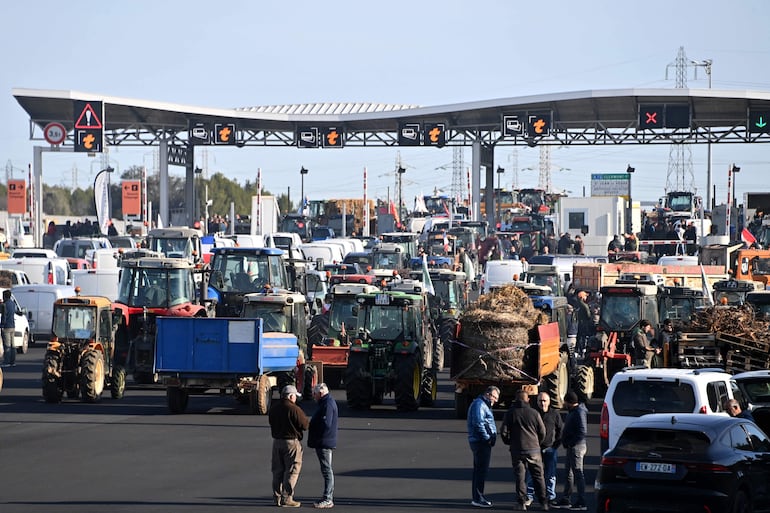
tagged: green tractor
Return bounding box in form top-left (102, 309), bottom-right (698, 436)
top-left (411, 269), bottom-right (469, 371)
top-left (345, 288), bottom-right (436, 411)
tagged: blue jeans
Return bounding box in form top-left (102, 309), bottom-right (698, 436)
top-left (527, 447), bottom-right (558, 500)
top-left (563, 443), bottom-right (586, 504)
top-left (469, 441), bottom-right (492, 502)
top-left (315, 448), bottom-right (334, 501)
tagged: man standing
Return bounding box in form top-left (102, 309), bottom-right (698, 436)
top-left (633, 320), bottom-right (659, 368)
top-left (502, 388), bottom-right (548, 511)
top-left (269, 385), bottom-right (310, 508)
top-left (467, 386), bottom-right (499, 508)
top-left (308, 383), bottom-right (338, 509)
top-left (553, 391), bottom-right (587, 511)
top-left (526, 392), bottom-right (563, 507)
top-left (1, 290), bottom-right (16, 367)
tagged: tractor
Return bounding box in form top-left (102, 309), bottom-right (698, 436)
top-left (113, 257), bottom-right (213, 384)
top-left (42, 295), bottom-right (125, 403)
top-left (345, 287), bottom-right (436, 411)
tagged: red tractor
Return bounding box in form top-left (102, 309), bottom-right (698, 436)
top-left (112, 257), bottom-right (213, 384)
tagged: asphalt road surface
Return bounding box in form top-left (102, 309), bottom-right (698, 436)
top-left (0, 346), bottom-right (602, 513)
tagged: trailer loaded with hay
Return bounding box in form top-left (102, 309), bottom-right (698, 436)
top-left (450, 285), bottom-right (564, 419)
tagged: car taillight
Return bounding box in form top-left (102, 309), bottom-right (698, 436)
top-left (352, 338), bottom-right (363, 346)
top-left (600, 402), bottom-right (609, 439)
top-left (599, 456), bottom-right (627, 467)
top-left (699, 405), bottom-right (708, 413)
top-left (685, 462), bottom-right (730, 472)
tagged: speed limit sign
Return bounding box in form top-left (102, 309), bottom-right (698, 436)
top-left (43, 122), bottom-right (66, 145)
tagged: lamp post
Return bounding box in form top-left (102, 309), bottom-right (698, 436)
top-left (496, 166), bottom-right (504, 223)
top-left (300, 166), bottom-right (308, 213)
top-left (727, 163), bottom-right (740, 237)
top-left (692, 58), bottom-right (713, 208)
top-left (397, 166), bottom-right (406, 225)
top-left (626, 165), bottom-right (635, 234)
top-left (194, 166), bottom-right (203, 224)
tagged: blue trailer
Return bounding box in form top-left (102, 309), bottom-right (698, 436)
top-left (155, 317), bottom-right (299, 414)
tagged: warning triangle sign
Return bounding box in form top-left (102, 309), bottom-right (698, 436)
top-left (75, 103), bottom-right (103, 129)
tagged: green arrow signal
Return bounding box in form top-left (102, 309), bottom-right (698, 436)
top-left (757, 115), bottom-right (768, 129)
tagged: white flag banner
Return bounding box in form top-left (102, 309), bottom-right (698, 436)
top-left (93, 171), bottom-right (110, 235)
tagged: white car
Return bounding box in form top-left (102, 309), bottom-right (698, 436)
top-left (0, 289), bottom-right (32, 355)
top-left (600, 367), bottom-right (737, 453)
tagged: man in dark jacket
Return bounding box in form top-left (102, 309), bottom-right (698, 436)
top-left (269, 385), bottom-right (310, 508)
top-left (502, 388), bottom-right (549, 511)
top-left (553, 391), bottom-right (587, 510)
top-left (633, 319), bottom-right (658, 368)
top-left (526, 391), bottom-right (563, 506)
top-left (1, 290), bottom-right (16, 367)
top-left (308, 383), bottom-right (338, 509)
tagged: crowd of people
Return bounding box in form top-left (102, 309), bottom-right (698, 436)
top-left (467, 386), bottom-right (588, 511)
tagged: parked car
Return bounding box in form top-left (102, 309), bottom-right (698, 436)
top-left (601, 367), bottom-right (737, 453)
top-left (596, 413), bottom-right (770, 513)
top-left (0, 288), bottom-right (31, 354)
top-left (733, 369), bottom-right (770, 436)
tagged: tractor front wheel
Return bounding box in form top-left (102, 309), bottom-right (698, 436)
top-left (394, 353), bottom-right (421, 412)
top-left (80, 350), bottom-right (105, 403)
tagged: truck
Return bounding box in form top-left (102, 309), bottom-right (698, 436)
top-left (572, 262), bottom-right (728, 293)
top-left (155, 317), bottom-right (299, 414)
top-left (424, 269), bottom-right (469, 371)
top-left (42, 295), bottom-right (125, 403)
top-left (113, 257), bottom-right (213, 384)
top-left (146, 228), bottom-right (205, 266)
top-left (345, 288), bottom-right (436, 411)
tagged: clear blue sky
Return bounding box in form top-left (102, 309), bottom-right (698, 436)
top-left (1, 0), bottom-right (769, 209)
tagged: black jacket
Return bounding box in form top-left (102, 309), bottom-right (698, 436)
top-left (540, 407), bottom-right (564, 449)
top-left (502, 399), bottom-right (545, 454)
top-left (268, 399), bottom-right (309, 440)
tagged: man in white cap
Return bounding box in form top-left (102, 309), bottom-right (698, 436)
top-left (269, 385), bottom-right (310, 507)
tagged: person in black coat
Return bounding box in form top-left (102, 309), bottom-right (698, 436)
top-left (501, 388), bottom-right (548, 510)
top-left (308, 383), bottom-right (339, 509)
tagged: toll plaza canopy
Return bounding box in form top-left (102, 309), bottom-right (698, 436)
top-left (12, 87), bottom-right (770, 240)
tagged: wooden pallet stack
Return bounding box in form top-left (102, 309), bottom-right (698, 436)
top-left (718, 332), bottom-right (770, 373)
top-left (675, 333), bottom-right (723, 369)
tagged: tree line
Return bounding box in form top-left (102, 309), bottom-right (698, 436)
top-left (0, 166), bottom-right (296, 220)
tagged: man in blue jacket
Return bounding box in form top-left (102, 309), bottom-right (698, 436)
top-left (308, 383), bottom-right (338, 509)
top-left (467, 386), bottom-right (499, 508)
top-left (1, 290), bottom-right (16, 367)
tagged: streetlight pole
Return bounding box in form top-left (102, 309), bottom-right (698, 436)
top-left (496, 166), bottom-right (504, 226)
top-left (626, 165), bottom-right (635, 234)
top-left (300, 166), bottom-right (308, 213)
top-left (726, 163), bottom-right (740, 238)
top-left (397, 166), bottom-right (406, 227)
top-left (692, 59), bottom-right (713, 209)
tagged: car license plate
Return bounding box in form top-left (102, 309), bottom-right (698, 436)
top-left (636, 462), bottom-right (675, 473)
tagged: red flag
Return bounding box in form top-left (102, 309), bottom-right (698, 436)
top-left (742, 228), bottom-right (757, 245)
top-left (389, 200), bottom-right (401, 228)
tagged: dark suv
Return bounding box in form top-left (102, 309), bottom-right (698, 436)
top-left (596, 413), bottom-right (770, 513)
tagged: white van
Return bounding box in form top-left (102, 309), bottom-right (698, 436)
top-left (480, 259), bottom-right (525, 294)
top-left (300, 243), bottom-right (345, 267)
top-left (12, 284), bottom-right (76, 340)
top-left (71, 268), bottom-right (120, 301)
top-left (0, 257), bottom-right (72, 285)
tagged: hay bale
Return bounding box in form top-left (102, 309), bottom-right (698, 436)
top-left (453, 285), bottom-right (542, 381)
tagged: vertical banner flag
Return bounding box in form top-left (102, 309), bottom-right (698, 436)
top-left (7, 179), bottom-right (27, 214)
top-left (121, 180), bottom-right (141, 216)
top-left (422, 254), bottom-right (436, 296)
top-left (94, 171), bottom-right (111, 235)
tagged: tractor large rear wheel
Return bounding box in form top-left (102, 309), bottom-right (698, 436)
top-left (345, 351), bottom-right (372, 410)
top-left (542, 351), bottom-right (569, 409)
top-left (111, 366), bottom-right (126, 399)
top-left (419, 369), bottom-right (437, 407)
top-left (79, 350), bottom-right (105, 403)
top-left (573, 364), bottom-right (595, 401)
top-left (394, 353), bottom-right (421, 412)
top-left (439, 318), bottom-right (458, 370)
top-left (307, 313), bottom-right (330, 347)
top-left (455, 391), bottom-right (470, 419)
top-left (42, 350), bottom-right (63, 403)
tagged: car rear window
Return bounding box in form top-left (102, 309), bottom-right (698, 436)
top-left (612, 380), bottom-right (696, 416)
top-left (738, 378), bottom-right (770, 404)
top-left (614, 427), bottom-right (711, 456)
